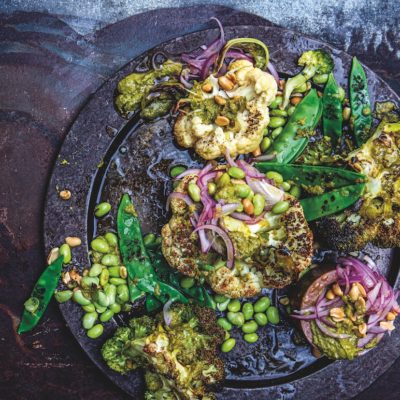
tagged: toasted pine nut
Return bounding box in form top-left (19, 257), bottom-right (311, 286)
top-left (202, 83), bottom-right (213, 93)
top-left (65, 237), bottom-right (82, 248)
top-left (214, 95), bottom-right (227, 106)
top-left (215, 115), bottom-right (230, 127)
top-left (218, 76), bottom-right (234, 91)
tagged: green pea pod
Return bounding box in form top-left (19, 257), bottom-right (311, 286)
top-left (117, 194), bottom-right (155, 301)
top-left (255, 163), bottom-right (366, 192)
top-left (267, 89), bottom-right (323, 164)
top-left (322, 73), bottom-right (343, 143)
top-left (300, 183), bottom-right (365, 221)
top-left (18, 255), bottom-right (64, 334)
top-left (350, 57), bottom-right (372, 146)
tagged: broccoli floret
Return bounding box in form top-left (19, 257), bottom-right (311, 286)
top-left (281, 49), bottom-right (334, 109)
top-left (102, 304), bottom-right (225, 399)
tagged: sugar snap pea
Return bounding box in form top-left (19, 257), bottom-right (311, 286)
top-left (350, 57), bottom-right (372, 146)
top-left (300, 183), bottom-right (365, 221)
top-left (18, 255), bottom-right (64, 334)
top-left (322, 73), bottom-right (343, 143)
top-left (255, 163), bottom-right (366, 193)
top-left (266, 89), bottom-right (322, 164)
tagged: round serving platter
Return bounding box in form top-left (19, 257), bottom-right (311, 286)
top-left (44, 25), bottom-right (400, 399)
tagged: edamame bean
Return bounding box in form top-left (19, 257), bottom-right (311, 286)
top-left (271, 126), bottom-right (283, 139)
top-left (109, 303), bottom-right (121, 313)
top-left (242, 303), bottom-right (254, 320)
top-left (143, 233), bottom-right (156, 247)
top-left (266, 171), bottom-right (284, 184)
top-left (101, 254), bottom-right (120, 266)
top-left (338, 86), bottom-right (345, 102)
top-left (289, 185), bottom-right (301, 198)
top-left (105, 284), bottom-right (117, 305)
top-left (54, 290), bottom-right (73, 303)
top-left (94, 303), bottom-right (107, 313)
top-left (104, 232), bottom-right (118, 246)
top-left (82, 303), bottom-right (96, 313)
top-left (217, 299), bottom-right (230, 312)
top-left (236, 203), bottom-right (244, 212)
top-left (122, 303), bottom-right (132, 312)
top-left (227, 299), bottom-right (241, 312)
top-left (235, 184), bottom-right (251, 198)
top-left (261, 137), bottom-right (271, 152)
top-left (81, 276), bottom-right (99, 288)
top-left (100, 310), bottom-right (115, 322)
top-left (87, 324), bottom-right (104, 339)
top-left (295, 82), bottom-right (308, 93)
top-left (90, 237), bottom-right (110, 253)
top-left (214, 294), bottom-right (228, 303)
top-left (188, 183), bottom-right (201, 202)
top-left (110, 277), bottom-right (127, 285)
top-left (287, 105), bottom-right (296, 116)
top-left (224, 331), bottom-right (231, 340)
top-left (254, 296), bottom-right (271, 313)
top-left (269, 117), bottom-right (286, 128)
top-left (272, 200), bottom-right (290, 215)
top-left (170, 165), bottom-right (186, 178)
top-left (221, 338), bottom-right (236, 353)
top-left (95, 291), bottom-right (109, 307)
top-left (99, 268), bottom-right (109, 287)
top-left (254, 312), bottom-right (268, 326)
top-left (89, 263), bottom-right (103, 277)
top-left (313, 73), bottom-right (329, 85)
top-left (270, 109), bottom-right (288, 117)
top-left (244, 333), bottom-right (259, 343)
top-left (253, 194), bottom-right (265, 216)
top-left (269, 96), bottom-right (282, 109)
top-left (217, 172), bottom-right (230, 187)
top-left (266, 306), bottom-right (280, 324)
top-left (117, 284), bottom-right (129, 303)
top-left (242, 320), bottom-right (258, 334)
top-left (217, 317), bottom-right (233, 331)
top-left (281, 182), bottom-right (291, 192)
top-left (108, 266), bottom-right (120, 278)
top-left (72, 290), bottom-right (91, 306)
top-left (227, 311), bottom-right (244, 327)
top-left (228, 167), bottom-right (245, 179)
top-left (207, 182), bottom-right (216, 195)
top-left (94, 202), bottom-right (111, 218)
top-left (59, 244), bottom-right (71, 264)
top-left (82, 312), bottom-right (98, 330)
top-left (180, 277), bottom-right (195, 289)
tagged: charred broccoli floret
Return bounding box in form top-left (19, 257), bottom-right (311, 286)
top-left (282, 49), bottom-right (334, 108)
top-left (315, 114), bottom-right (400, 251)
top-left (101, 304), bottom-right (225, 399)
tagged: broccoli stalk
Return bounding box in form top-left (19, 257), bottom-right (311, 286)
top-left (281, 49), bottom-right (334, 109)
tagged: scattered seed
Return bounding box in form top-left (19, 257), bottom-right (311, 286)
top-left (65, 236), bottom-right (82, 247)
top-left (59, 190), bottom-right (71, 200)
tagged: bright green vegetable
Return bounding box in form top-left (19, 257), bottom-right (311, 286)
top-left (272, 200), bottom-right (289, 214)
top-left (83, 304), bottom-right (96, 313)
top-left (244, 333), bottom-right (259, 343)
top-left (227, 311), bottom-right (245, 326)
top-left (101, 254), bottom-right (119, 266)
top-left (254, 312), bottom-right (268, 326)
top-left (100, 310), bottom-right (115, 322)
top-left (214, 294), bottom-right (228, 303)
top-left (95, 291), bottom-right (109, 308)
top-left (180, 277), bottom-right (195, 289)
top-left (322, 73), bottom-right (343, 143)
top-left (87, 324), bottom-right (104, 339)
top-left (269, 116), bottom-right (286, 128)
top-left (89, 263), bottom-right (103, 277)
top-left (99, 268), bottom-right (109, 286)
top-left (313, 73), bottom-right (329, 85)
top-left (270, 109), bottom-right (288, 117)
top-left (18, 255), bottom-right (64, 334)
top-left (72, 290), bottom-right (92, 306)
top-left (82, 312), bottom-right (98, 330)
top-left (266, 306), bottom-right (280, 324)
top-left (116, 285), bottom-right (130, 303)
top-left (300, 183), bottom-right (365, 221)
top-left (235, 184), bottom-right (252, 198)
top-left (281, 49), bottom-right (334, 109)
top-left (170, 165), bottom-right (186, 178)
top-left (81, 276), bottom-right (99, 288)
top-left (261, 137), bottom-right (271, 152)
top-left (217, 299), bottom-right (230, 312)
top-left (350, 57), bottom-right (372, 146)
top-left (227, 299), bottom-right (241, 313)
top-left (188, 183), bottom-right (201, 202)
top-left (217, 172), bottom-right (231, 187)
top-left (143, 233), bottom-right (156, 247)
top-left (253, 193), bottom-right (265, 216)
top-left (228, 166), bottom-right (245, 179)
top-left (108, 266), bottom-right (120, 278)
top-left (104, 232), bottom-right (118, 246)
top-left (54, 290), bottom-right (73, 303)
top-left (109, 303), bottom-right (121, 313)
top-left (217, 317), bottom-right (233, 331)
top-left (271, 126), bottom-right (283, 138)
top-left (91, 237), bottom-right (110, 253)
top-left (281, 182), bottom-right (291, 191)
top-left (59, 244), bottom-right (71, 264)
top-left (290, 185), bottom-right (301, 198)
top-left (266, 171), bottom-right (283, 184)
top-left (221, 338), bottom-right (236, 353)
top-left (242, 320), bottom-right (258, 334)
top-left (254, 297), bottom-right (271, 313)
top-left (95, 202), bottom-right (111, 218)
top-left (242, 303), bottom-right (254, 320)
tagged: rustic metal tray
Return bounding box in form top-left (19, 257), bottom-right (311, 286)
top-left (43, 25), bottom-right (400, 399)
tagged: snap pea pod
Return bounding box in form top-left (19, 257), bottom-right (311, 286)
top-left (117, 194), bottom-right (187, 305)
top-left (267, 89), bottom-right (323, 164)
top-left (18, 255), bottom-right (64, 334)
top-left (322, 73), bottom-right (343, 143)
top-left (300, 183), bottom-right (365, 221)
top-left (350, 57), bottom-right (372, 146)
top-left (255, 163), bottom-right (366, 192)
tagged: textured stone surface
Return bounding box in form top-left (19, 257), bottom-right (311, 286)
top-left (0, 4), bottom-right (399, 400)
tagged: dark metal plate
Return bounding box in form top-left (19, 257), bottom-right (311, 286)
top-left (44, 25), bottom-right (400, 399)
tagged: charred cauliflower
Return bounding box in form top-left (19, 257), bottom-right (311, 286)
top-left (316, 119), bottom-right (400, 251)
top-left (161, 170), bottom-right (313, 298)
top-left (174, 60), bottom-right (278, 160)
top-left (102, 304), bottom-right (224, 400)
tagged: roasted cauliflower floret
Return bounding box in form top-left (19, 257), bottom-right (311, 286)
top-left (161, 174), bottom-right (313, 297)
top-left (174, 60), bottom-right (278, 160)
top-left (316, 121), bottom-right (400, 251)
